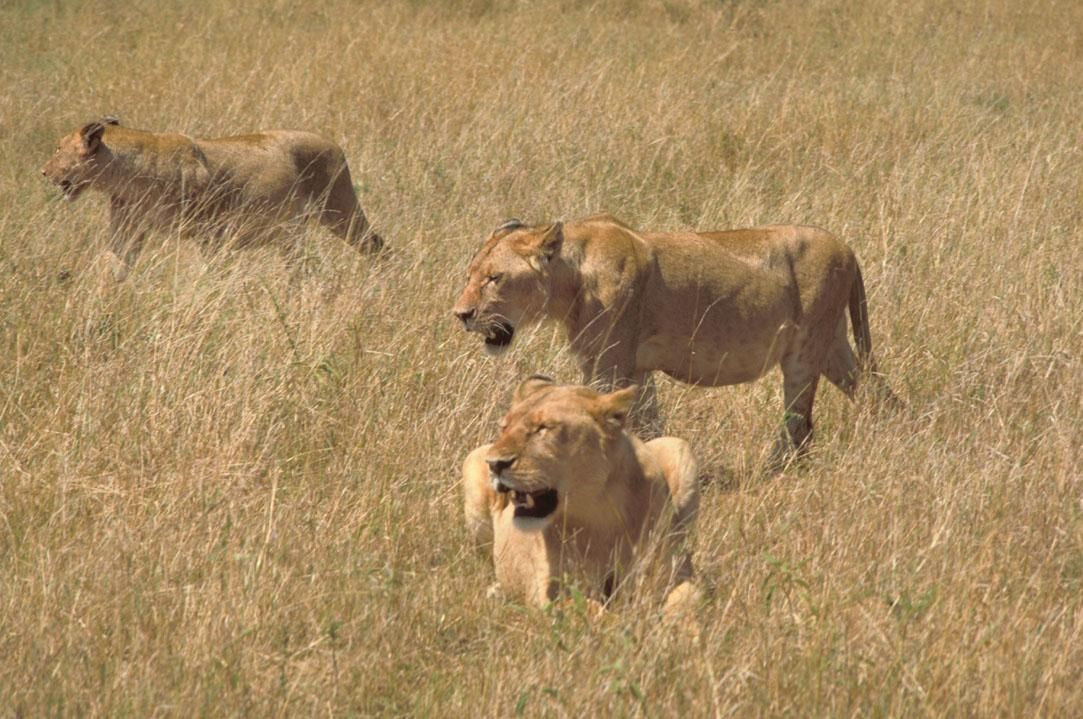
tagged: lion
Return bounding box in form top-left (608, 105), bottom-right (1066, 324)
top-left (462, 375), bottom-right (700, 618)
top-left (41, 117), bottom-right (384, 279)
top-left (453, 214), bottom-right (897, 459)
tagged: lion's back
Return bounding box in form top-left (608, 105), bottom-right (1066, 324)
top-left (196, 130), bottom-right (348, 198)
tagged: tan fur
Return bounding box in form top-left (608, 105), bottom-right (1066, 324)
top-left (453, 213), bottom-right (896, 457)
top-left (462, 377), bottom-right (699, 617)
top-left (41, 118), bottom-right (383, 279)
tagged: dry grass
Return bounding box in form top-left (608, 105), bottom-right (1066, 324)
top-left (1, 0), bottom-right (1081, 715)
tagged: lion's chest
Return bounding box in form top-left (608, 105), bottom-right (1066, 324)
top-left (491, 506), bottom-right (635, 604)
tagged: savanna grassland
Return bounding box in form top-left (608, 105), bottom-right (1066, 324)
top-left (1, 0), bottom-right (1081, 715)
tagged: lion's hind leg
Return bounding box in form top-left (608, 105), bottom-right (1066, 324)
top-left (776, 341), bottom-right (826, 462)
top-left (824, 315), bottom-right (903, 410)
top-left (319, 163), bottom-right (384, 255)
top-left (822, 315), bottom-right (859, 399)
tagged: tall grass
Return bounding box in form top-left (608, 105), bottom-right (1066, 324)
top-left (1, 0), bottom-right (1080, 714)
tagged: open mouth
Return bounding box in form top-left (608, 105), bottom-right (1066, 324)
top-left (505, 487), bottom-right (559, 519)
top-left (58, 180), bottom-right (81, 199)
top-left (483, 320), bottom-right (515, 351)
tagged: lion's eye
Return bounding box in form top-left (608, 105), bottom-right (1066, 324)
top-left (484, 274), bottom-right (503, 286)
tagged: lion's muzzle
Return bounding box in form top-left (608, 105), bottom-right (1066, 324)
top-left (454, 306), bottom-right (516, 354)
top-left (487, 455), bottom-right (560, 520)
top-left (453, 306), bottom-right (476, 325)
top-left (487, 456), bottom-right (515, 476)
top-left (483, 320), bottom-right (515, 350)
top-left (508, 487), bottom-right (559, 519)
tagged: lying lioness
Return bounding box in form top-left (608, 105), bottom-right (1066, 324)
top-left (462, 375), bottom-right (700, 616)
top-left (453, 214), bottom-right (896, 458)
top-left (41, 117), bottom-right (383, 278)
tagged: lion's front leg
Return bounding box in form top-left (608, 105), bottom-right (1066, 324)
top-left (648, 437), bottom-right (703, 630)
top-left (491, 506), bottom-right (559, 608)
top-left (662, 579), bottom-right (703, 626)
top-left (464, 444), bottom-right (559, 610)
top-left (106, 197), bottom-right (146, 282)
top-left (644, 437), bottom-right (700, 589)
top-left (462, 444), bottom-right (497, 551)
top-left (630, 373), bottom-right (664, 440)
top-left (581, 356), bottom-right (663, 439)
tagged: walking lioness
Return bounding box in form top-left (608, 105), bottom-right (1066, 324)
top-left (463, 376), bottom-right (699, 616)
top-left (41, 117), bottom-right (383, 278)
top-left (453, 214), bottom-right (895, 458)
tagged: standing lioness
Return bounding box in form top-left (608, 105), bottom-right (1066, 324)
top-left (453, 214), bottom-right (895, 458)
top-left (41, 117), bottom-right (383, 278)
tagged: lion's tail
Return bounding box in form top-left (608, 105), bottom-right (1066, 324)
top-left (848, 263), bottom-right (876, 374)
top-left (848, 264), bottom-right (904, 408)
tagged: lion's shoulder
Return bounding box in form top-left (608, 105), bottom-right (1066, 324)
top-left (99, 127), bottom-right (207, 184)
top-left (103, 125), bottom-right (195, 152)
top-left (577, 212), bottom-right (634, 229)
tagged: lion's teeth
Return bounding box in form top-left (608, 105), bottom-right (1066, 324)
top-left (525, 493), bottom-right (535, 508)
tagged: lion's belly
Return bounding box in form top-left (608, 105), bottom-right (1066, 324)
top-left (124, 182), bottom-right (296, 244)
top-left (636, 321), bottom-right (796, 387)
top-left (634, 264), bottom-right (800, 386)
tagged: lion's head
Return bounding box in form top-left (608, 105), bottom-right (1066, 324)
top-left (40, 117), bottom-right (120, 201)
top-left (485, 375), bottom-right (637, 529)
top-left (452, 219), bottom-right (564, 355)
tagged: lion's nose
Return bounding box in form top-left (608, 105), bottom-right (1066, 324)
top-left (486, 456), bottom-right (515, 476)
top-left (453, 307), bottom-right (475, 324)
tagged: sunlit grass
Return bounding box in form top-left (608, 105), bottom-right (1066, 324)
top-left (1, 0), bottom-right (1080, 715)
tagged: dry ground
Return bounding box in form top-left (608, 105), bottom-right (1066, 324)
top-left (1, 0), bottom-right (1081, 715)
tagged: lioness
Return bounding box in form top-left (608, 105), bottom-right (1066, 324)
top-left (41, 117), bottom-right (383, 279)
top-left (462, 375), bottom-right (699, 617)
top-left (453, 214), bottom-right (895, 457)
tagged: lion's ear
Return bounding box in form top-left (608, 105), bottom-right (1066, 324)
top-left (597, 385), bottom-right (637, 431)
top-left (536, 221), bottom-right (563, 262)
top-left (495, 218), bottom-right (524, 233)
top-left (79, 120), bottom-right (109, 154)
top-left (513, 374), bottom-right (555, 403)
